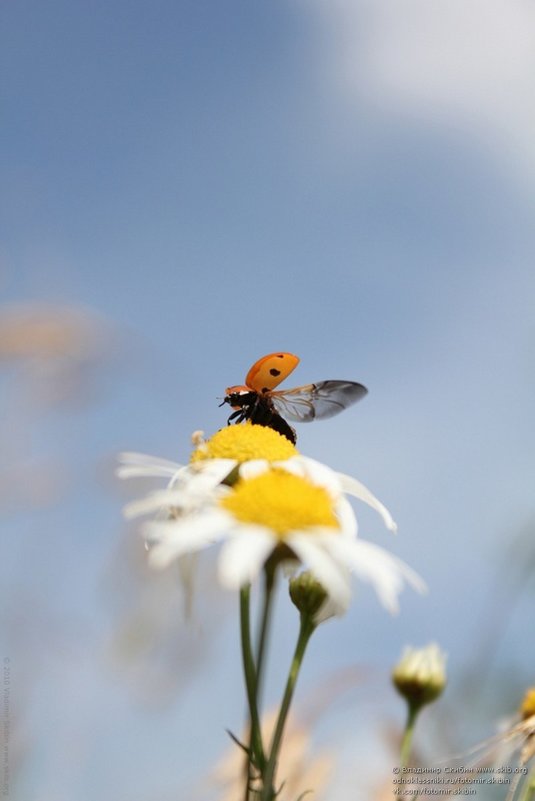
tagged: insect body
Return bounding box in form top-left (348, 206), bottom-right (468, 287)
top-left (221, 352), bottom-right (367, 444)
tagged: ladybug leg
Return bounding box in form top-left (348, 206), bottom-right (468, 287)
top-left (227, 409), bottom-right (245, 425)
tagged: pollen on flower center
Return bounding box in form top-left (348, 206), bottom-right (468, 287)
top-left (190, 423), bottom-right (297, 464)
top-left (219, 469), bottom-right (339, 536)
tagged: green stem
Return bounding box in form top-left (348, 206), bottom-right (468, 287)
top-left (396, 704), bottom-right (420, 801)
top-left (519, 768), bottom-right (535, 801)
top-left (240, 586), bottom-right (265, 774)
top-left (260, 614), bottom-right (316, 801)
top-left (242, 567), bottom-right (277, 801)
top-left (255, 563), bottom-right (276, 704)
top-left (400, 704), bottom-right (418, 766)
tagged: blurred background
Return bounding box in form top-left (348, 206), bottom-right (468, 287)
top-left (1, 1), bottom-right (534, 799)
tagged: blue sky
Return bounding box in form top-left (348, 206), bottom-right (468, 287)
top-left (2, 2), bottom-right (535, 800)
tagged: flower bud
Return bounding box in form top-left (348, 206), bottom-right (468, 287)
top-left (392, 643), bottom-right (447, 709)
top-left (520, 687), bottom-right (535, 720)
top-left (289, 571), bottom-right (328, 619)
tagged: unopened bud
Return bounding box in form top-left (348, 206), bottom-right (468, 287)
top-left (392, 643), bottom-right (447, 708)
top-left (289, 571), bottom-right (328, 619)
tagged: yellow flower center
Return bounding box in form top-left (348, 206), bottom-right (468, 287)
top-left (190, 423), bottom-right (297, 464)
top-left (520, 687), bottom-right (535, 720)
top-left (219, 469), bottom-right (339, 537)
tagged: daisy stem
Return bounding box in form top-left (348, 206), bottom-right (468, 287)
top-left (255, 562), bottom-right (277, 705)
top-left (400, 703), bottom-right (419, 765)
top-left (240, 585), bottom-right (265, 773)
top-left (241, 563), bottom-right (277, 801)
top-left (260, 613), bottom-right (316, 801)
top-left (396, 703), bottom-right (419, 801)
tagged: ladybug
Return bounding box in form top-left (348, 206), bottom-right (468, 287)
top-left (221, 352), bottom-right (367, 444)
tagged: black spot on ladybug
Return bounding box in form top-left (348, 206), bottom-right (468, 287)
top-left (269, 368), bottom-right (281, 377)
top-left (277, 354), bottom-right (284, 358)
top-left (262, 387), bottom-right (269, 393)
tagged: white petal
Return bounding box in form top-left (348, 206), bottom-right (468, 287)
top-left (177, 459), bottom-right (237, 490)
top-left (279, 457), bottom-right (341, 497)
top-left (273, 457), bottom-right (307, 478)
top-left (155, 461), bottom-right (236, 508)
top-left (326, 537), bottom-right (426, 614)
top-left (118, 451), bottom-right (184, 469)
top-left (123, 473), bottom-right (232, 518)
top-left (116, 452), bottom-right (184, 479)
top-left (145, 510), bottom-right (231, 569)
top-left (166, 464), bottom-right (198, 487)
top-left (281, 560), bottom-right (300, 579)
top-left (335, 496), bottom-right (358, 539)
top-left (314, 595), bottom-right (348, 624)
top-left (238, 460), bottom-right (270, 479)
top-left (336, 472), bottom-right (398, 533)
top-left (218, 528), bottom-right (276, 588)
top-left (287, 533), bottom-right (352, 612)
top-left (117, 465), bottom-right (177, 479)
top-left (123, 487), bottom-right (206, 519)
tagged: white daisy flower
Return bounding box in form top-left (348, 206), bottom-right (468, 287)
top-left (118, 424), bottom-right (424, 616)
top-left (118, 423), bottom-right (397, 533)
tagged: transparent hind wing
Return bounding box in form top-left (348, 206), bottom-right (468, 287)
top-left (270, 380), bottom-right (367, 422)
